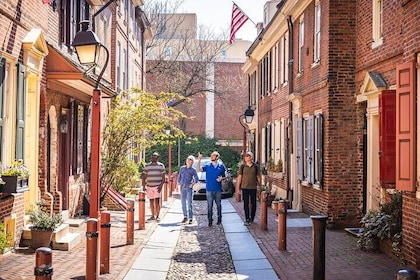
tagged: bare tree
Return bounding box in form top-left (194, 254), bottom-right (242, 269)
top-left (143, 0), bottom-right (246, 108)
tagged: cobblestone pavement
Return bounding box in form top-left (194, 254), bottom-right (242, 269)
top-left (166, 199), bottom-right (236, 280)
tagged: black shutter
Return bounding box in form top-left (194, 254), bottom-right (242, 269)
top-left (296, 117), bottom-right (303, 180)
top-left (0, 57), bottom-right (5, 160)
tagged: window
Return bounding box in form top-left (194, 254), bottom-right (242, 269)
top-left (273, 119), bottom-right (284, 172)
top-left (122, 48), bottom-right (127, 90)
top-left (61, 0), bottom-right (91, 46)
top-left (297, 113), bottom-right (324, 187)
top-left (298, 16), bottom-right (305, 73)
top-left (372, 0), bottom-right (383, 48)
top-left (280, 31), bottom-right (289, 85)
top-left (71, 102), bottom-right (88, 175)
top-left (249, 72), bottom-right (257, 107)
top-left (117, 41), bottom-right (121, 88)
top-left (272, 43), bottom-right (279, 91)
top-left (314, 1), bottom-right (321, 63)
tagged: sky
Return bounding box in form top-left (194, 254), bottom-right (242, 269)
top-left (177, 0), bottom-right (268, 42)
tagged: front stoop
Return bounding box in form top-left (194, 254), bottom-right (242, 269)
top-left (21, 219), bottom-right (85, 251)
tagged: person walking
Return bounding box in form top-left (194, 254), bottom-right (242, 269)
top-left (177, 155), bottom-right (199, 224)
top-left (197, 151), bottom-right (226, 227)
top-left (236, 151), bottom-right (261, 226)
top-left (142, 152), bottom-right (166, 221)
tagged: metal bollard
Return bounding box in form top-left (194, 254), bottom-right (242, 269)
top-left (100, 211), bottom-right (111, 274)
top-left (126, 199), bottom-right (135, 245)
top-left (396, 269), bottom-right (418, 280)
top-left (260, 191), bottom-right (268, 230)
top-left (138, 191), bottom-right (146, 230)
top-left (311, 215), bottom-right (328, 280)
top-left (86, 218), bottom-right (99, 279)
top-left (278, 200), bottom-right (287, 250)
top-left (34, 247), bottom-right (53, 279)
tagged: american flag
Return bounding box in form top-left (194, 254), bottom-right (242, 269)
top-left (229, 3), bottom-right (249, 44)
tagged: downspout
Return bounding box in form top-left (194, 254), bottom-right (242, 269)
top-left (286, 16), bottom-right (294, 203)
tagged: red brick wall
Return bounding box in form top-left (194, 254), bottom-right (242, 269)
top-left (146, 60), bottom-right (248, 142)
top-left (355, 0), bottom-right (420, 266)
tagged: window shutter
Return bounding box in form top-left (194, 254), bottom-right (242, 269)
top-left (16, 63), bottom-right (25, 160)
top-left (297, 117), bottom-right (303, 180)
top-left (317, 114), bottom-right (324, 187)
top-left (379, 90), bottom-right (396, 186)
top-left (307, 116), bottom-right (314, 184)
top-left (396, 61), bottom-right (416, 191)
top-left (0, 57), bottom-right (5, 160)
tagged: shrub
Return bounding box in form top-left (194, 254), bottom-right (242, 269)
top-left (0, 223), bottom-right (11, 254)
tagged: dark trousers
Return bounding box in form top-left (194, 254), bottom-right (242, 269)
top-left (242, 188), bottom-right (257, 222)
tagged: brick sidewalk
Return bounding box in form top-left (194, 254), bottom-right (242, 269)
top-left (229, 197), bottom-right (407, 280)
top-left (0, 197), bottom-right (176, 280)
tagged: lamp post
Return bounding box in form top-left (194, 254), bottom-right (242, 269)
top-left (72, 20), bottom-right (109, 280)
top-left (165, 129), bottom-right (172, 197)
top-left (237, 106), bottom-right (255, 202)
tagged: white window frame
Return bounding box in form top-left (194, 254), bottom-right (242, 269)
top-left (372, 0), bottom-right (383, 48)
top-left (314, 1), bottom-right (321, 63)
top-left (298, 15), bottom-right (305, 74)
top-left (280, 32), bottom-right (289, 85)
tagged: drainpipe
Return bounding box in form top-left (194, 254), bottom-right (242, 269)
top-left (286, 16), bottom-right (294, 203)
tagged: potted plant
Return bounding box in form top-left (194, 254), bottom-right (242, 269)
top-left (0, 160), bottom-right (29, 193)
top-left (29, 201), bottom-right (62, 249)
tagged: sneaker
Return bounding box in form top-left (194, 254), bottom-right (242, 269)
top-left (147, 216), bottom-right (156, 221)
top-left (244, 220), bottom-right (250, 226)
top-left (182, 217), bottom-right (188, 223)
top-left (208, 222), bottom-right (213, 227)
top-left (156, 217), bottom-right (160, 222)
top-left (217, 220), bottom-right (222, 225)
top-left (189, 219), bottom-right (193, 224)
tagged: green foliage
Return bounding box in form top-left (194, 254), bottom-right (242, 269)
top-left (0, 223), bottom-right (11, 254)
top-left (147, 135), bottom-right (241, 175)
top-left (29, 201), bottom-right (63, 231)
top-left (111, 158), bottom-right (140, 193)
top-left (100, 89), bottom-right (186, 196)
top-left (358, 192), bottom-right (404, 262)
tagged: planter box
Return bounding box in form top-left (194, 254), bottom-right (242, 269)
top-left (0, 176), bottom-right (29, 193)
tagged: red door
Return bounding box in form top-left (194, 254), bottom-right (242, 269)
top-left (379, 90), bottom-right (396, 187)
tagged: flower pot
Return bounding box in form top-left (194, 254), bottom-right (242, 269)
top-left (0, 176), bottom-right (29, 193)
top-left (31, 228), bottom-right (53, 249)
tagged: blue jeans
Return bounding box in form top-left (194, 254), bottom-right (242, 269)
top-left (180, 185), bottom-right (193, 219)
top-left (206, 191), bottom-right (222, 223)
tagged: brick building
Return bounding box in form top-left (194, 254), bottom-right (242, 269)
top-left (0, 0), bottom-right (150, 250)
top-left (243, 0), bottom-right (420, 268)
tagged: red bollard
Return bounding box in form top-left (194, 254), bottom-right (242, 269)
top-left (126, 199), bottom-right (135, 245)
top-left (169, 175), bottom-right (173, 197)
top-left (86, 218), bottom-right (99, 279)
top-left (278, 200), bottom-right (287, 250)
top-left (100, 211), bottom-right (111, 274)
top-left (260, 191), bottom-right (268, 230)
top-left (163, 177), bottom-right (168, 201)
top-left (34, 247), bottom-right (53, 279)
top-left (138, 191), bottom-right (146, 230)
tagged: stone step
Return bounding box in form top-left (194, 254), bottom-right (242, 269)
top-left (21, 219), bottom-right (85, 251)
top-left (52, 231), bottom-right (82, 251)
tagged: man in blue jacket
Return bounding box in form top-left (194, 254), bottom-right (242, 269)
top-left (197, 151), bottom-right (226, 227)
